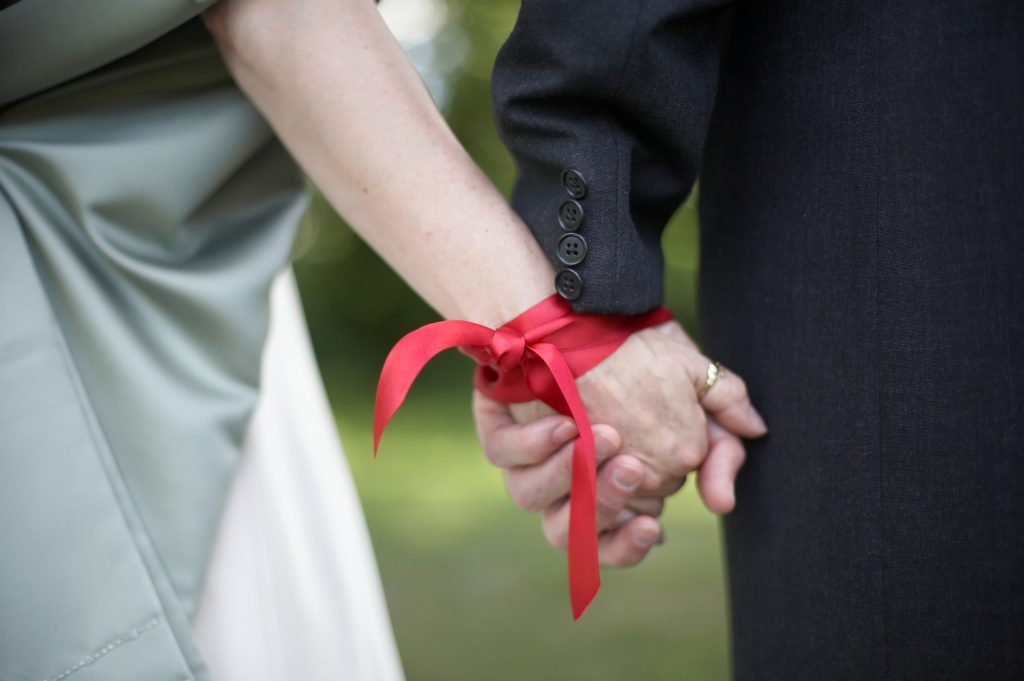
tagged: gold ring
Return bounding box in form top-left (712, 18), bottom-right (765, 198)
top-left (699, 361), bottom-right (724, 398)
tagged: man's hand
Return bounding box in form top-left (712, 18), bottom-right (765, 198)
top-left (507, 320), bottom-right (766, 498)
top-left (473, 320), bottom-right (767, 564)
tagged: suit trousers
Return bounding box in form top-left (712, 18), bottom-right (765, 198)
top-left (698, 3), bottom-right (1024, 678)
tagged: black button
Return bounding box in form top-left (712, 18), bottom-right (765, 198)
top-left (558, 200), bottom-right (584, 231)
top-left (562, 169), bottom-right (587, 199)
top-left (555, 268), bottom-right (583, 301)
top-left (557, 233), bottom-right (587, 266)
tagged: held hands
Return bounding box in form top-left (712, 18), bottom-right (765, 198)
top-left (473, 320), bottom-right (768, 566)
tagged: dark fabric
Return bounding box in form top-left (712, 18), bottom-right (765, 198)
top-left (494, 1), bottom-right (1024, 679)
top-left (492, 0), bottom-right (730, 314)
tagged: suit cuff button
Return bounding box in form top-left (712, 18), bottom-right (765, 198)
top-left (558, 199), bottom-right (584, 231)
top-left (561, 169), bottom-right (587, 199)
top-left (557, 233), bottom-right (587, 266)
top-left (555, 268), bottom-right (583, 301)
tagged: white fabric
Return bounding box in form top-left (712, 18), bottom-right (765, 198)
top-left (193, 270), bottom-right (405, 681)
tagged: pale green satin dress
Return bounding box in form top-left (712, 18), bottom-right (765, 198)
top-left (0, 4), bottom-right (365, 679)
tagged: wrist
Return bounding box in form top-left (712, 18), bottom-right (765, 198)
top-left (425, 200), bottom-right (556, 327)
top-left (446, 262), bottom-right (555, 328)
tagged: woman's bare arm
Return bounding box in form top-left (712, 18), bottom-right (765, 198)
top-left (203, 0), bottom-right (553, 327)
top-left (203, 0), bottom-right (768, 561)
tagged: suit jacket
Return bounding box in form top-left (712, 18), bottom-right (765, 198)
top-left (493, 2), bottom-right (1024, 680)
top-left (492, 0), bottom-right (731, 314)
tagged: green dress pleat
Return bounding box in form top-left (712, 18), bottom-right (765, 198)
top-left (0, 10), bottom-right (307, 680)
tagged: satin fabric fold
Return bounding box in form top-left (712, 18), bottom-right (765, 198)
top-left (0, 18), bottom-right (306, 679)
top-left (374, 294), bottom-right (671, 618)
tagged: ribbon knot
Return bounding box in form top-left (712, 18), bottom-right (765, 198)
top-left (373, 294), bottom-right (672, 619)
top-left (488, 326), bottom-right (527, 372)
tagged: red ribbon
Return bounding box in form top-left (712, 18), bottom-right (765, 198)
top-left (373, 294), bottom-right (672, 618)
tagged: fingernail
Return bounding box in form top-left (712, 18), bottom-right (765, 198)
top-left (612, 465), bottom-right (643, 492)
top-left (614, 509), bottom-right (637, 526)
top-left (633, 526), bottom-right (660, 548)
top-left (552, 420), bottom-right (577, 444)
top-left (595, 433), bottom-right (616, 462)
top-left (748, 406), bottom-right (768, 433)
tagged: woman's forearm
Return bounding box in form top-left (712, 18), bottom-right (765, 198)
top-left (205, 0), bottom-right (554, 327)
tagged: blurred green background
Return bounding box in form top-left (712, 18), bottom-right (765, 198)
top-left (292, 1), bottom-right (728, 679)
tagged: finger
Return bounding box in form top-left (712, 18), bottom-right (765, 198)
top-left (607, 496), bottom-right (667, 532)
top-left (542, 503), bottom-right (665, 563)
top-left (634, 462), bottom-right (688, 498)
top-left (691, 361), bottom-right (768, 438)
top-left (696, 418), bottom-right (748, 514)
top-left (622, 497), bottom-right (665, 518)
top-left (538, 453), bottom-right (644, 544)
top-left (667, 404), bottom-right (709, 477)
top-left (504, 424), bottom-right (621, 512)
top-left (598, 516), bottom-right (664, 568)
top-left (594, 455), bottom-right (645, 530)
top-left (473, 391), bottom-right (578, 467)
top-left (540, 497), bottom-right (570, 550)
top-left (509, 399), bottom-right (557, 425)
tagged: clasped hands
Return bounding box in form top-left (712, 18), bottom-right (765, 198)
top-left (473, 320), bottom-right (768, 567)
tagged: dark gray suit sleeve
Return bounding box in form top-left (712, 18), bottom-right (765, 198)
top-left (492, 0), bottom-right (731, 314)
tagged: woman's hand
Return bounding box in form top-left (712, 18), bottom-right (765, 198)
top-left (473, 393), bottom-right (665, 567)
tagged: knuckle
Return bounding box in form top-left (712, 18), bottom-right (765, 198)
top-left (601, 554), bottom-right (628, 568)
top-left (595, 484), bottom-right (625, 516)
top-left (643, 499), bottom-right (666, 518)
top-left (665, 475), bottom-right (688, 495)
top-left (507, 482), bottom-right (539, 512)
top-left (480, 443), bottom-right (498, 466)
top-left (515, 449), bottom-right (542, 468)
top-left (619, 553), bottom-right (643, 568)
top-left (604, 545), bottom-right (640, 568)
top-left (664, 457), bottom-right (687, 481)
top-left (683, 428), bottom-right (708, 464)
top-left (558, 447), bottom-right (574, 480)
top-left (506, 471), bottom-right (548, 512)
top-left (632, 408), bottom-right (660, 435)
top-left (482, 443), bottom-right (505, 467)
top-left (648, 429), bottom-right (676, 457)
top-left (542, 519), bottom-right (569, 551)
top-left (641, 470), bottom-right (667, 494)
top-left (669, 445), bottom-right (701, 477)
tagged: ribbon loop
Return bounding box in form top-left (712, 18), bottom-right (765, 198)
top-left (374, 295), bottom-right (673, 619)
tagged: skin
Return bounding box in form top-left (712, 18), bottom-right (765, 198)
top-left (476, 321), bottom-right (768, 566)
top-left (203, 0), bottom-right (552, 326)
top-left (204, 0), bottom-right (768, 567)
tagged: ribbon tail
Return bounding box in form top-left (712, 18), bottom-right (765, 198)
top-left (374, 321), bottom-right (493, 455)
top-left (531, 342), bottom-right (601, 620)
